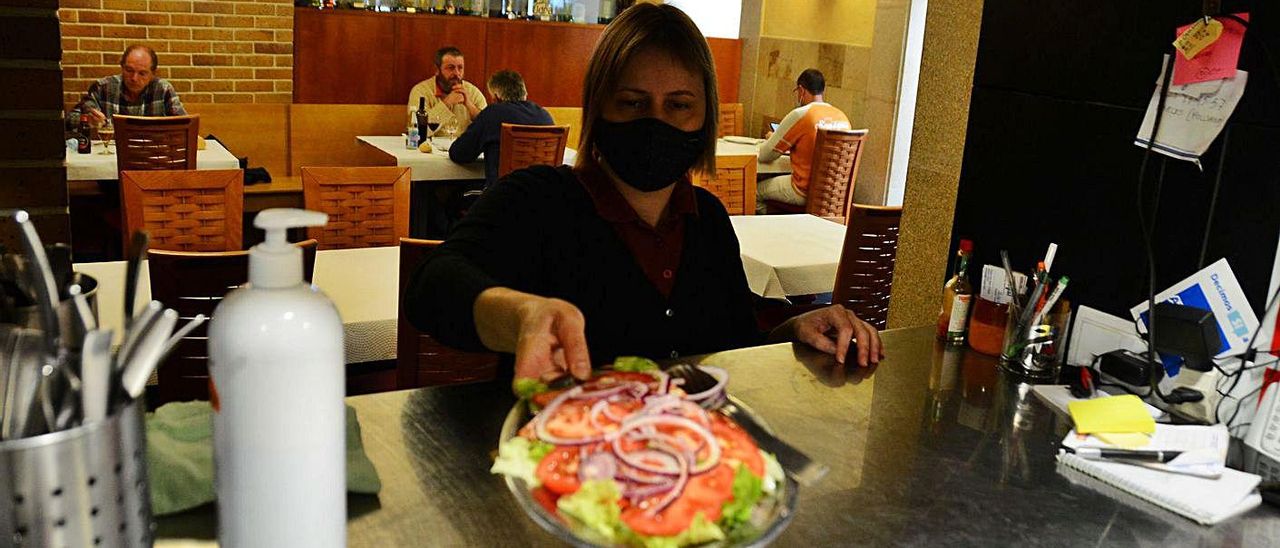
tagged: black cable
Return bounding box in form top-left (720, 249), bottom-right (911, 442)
top-left (1137, 53), bottom-right (1184, 404)
top-left (1198, 126), bottom-right (1231, 269)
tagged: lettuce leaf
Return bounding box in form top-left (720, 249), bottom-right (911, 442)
top-left (633, 513), bottom-right (724, 548)
top-left (513, 378), bottom-right (550, 399)
top-left (556, 479), bottom-right (727, 547)
top-left (718, 464), bottom-right (764, 530)
top-left (557, 480), bottom-right (626, 543)
top-left (490, 437), bottom-right (554, 488)
top-left (613, 356), bottom-right (660, 372)
top-left (761, 451), bottom-right (784, 495)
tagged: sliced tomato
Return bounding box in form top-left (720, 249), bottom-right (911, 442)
top-left (535, 446), bottom-right (582, 495)
top-left (531, 487), bottom-right (560, 514)
top-left (682, 464), bottom-right (735, 521)
top-left (542, 401), bottom-right (597, 439)
top-left (621, 496), bottom-right (699, 537)
top-left (711, 414), bottom-right (764, 477)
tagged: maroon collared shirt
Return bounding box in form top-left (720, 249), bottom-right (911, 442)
top-left (576, 163), bottom-right (698, 299)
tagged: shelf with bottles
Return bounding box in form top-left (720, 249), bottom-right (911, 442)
top-left (300, 0), bottom-right (624, 24)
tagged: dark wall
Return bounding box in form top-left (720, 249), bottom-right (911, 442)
top-left (952, 0), bottom-right (1280, 319)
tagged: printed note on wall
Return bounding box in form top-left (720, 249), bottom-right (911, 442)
top-left (1134, 55), bottom-right (1247, 168)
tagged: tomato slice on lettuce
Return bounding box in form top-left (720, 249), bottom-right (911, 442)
top-left (535, 446), bottom-right (582, 495)
top-left (710, 414), bottom-right (765, 478)
top-left (621, 496), bottom-right (700, 537)
top-left (681, 463), bottom-right (735, 521)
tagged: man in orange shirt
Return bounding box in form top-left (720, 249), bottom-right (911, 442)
top-left (756, 69), bottom-right (850, 213)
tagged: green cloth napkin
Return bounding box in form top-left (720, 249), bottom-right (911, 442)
top-left (145, 401), bottom-right (382, 516)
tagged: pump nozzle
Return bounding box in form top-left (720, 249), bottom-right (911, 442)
top-left (250, 208), bottom-right (329, 288)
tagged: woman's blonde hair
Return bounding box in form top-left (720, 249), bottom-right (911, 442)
top-left (577, 3), bottom-right (719, 175)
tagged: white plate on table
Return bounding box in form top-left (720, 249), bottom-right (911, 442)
top-left (723, 136), bottom-right (764, 145)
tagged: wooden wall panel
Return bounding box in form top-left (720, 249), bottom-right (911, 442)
top-left (185, 103), bottom-right (291, 178)
top-left (294, 10), bottom-right (398, 104)
top-left (289, 104), bottom-right (404, 175)
top-left (292, 10), bottom-right (744, 110)
top-left (483, 20), bottom-right (603, 108)
top-left (392, 15), bottom-right (489, 108)
top-left (707, 38), bottom-right (742, 104)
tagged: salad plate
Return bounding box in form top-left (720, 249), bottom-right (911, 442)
top-left (495, 366), bottom-right (799, 547)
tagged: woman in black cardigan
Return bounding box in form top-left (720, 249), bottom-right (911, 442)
top-left (407, 4), bottom-right (883, 386)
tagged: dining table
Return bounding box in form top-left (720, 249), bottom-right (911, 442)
top-left (152, 325), bottom-right (1280, 546)
top-left (64, 139), bottom-right (241, 181)
top-left (74, 216), bottom-right (841, 364)
top-left (357, 136), bottom-right (792, 181)
top-left (731, 214), bottom-right (846, 298)
top-left (73, 246), bottom-right (399, 365)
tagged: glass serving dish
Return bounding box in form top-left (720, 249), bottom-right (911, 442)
top-left (499, 395), bottom-right (800, 547)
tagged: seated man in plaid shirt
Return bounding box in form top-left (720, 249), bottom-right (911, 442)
top-left (70, 44), bottom-right (186, 125)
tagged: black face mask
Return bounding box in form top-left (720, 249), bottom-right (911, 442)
top-left (593, 118), bottom-right (704, 192)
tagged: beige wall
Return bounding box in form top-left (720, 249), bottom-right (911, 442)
top-left (761, 0), bottom-right (876, 47)
top-left (58, 0), bottom-right (294, 109)
top-left (886, 0), bottom-right (984, 328)
top-left (741, 0), bottom-right (910, 206)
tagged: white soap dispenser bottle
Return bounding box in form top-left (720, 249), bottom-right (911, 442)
top-left (209, 208), bottom-right (346, 548)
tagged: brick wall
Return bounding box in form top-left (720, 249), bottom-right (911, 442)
top-left (58, 0), bottom-right (294, 108)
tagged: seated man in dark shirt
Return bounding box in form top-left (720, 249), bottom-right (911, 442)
top-left (448, 69), bottom-right (555, 189)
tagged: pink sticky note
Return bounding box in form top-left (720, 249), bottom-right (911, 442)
top-left (1173, 13), bottom-right (1249, 85)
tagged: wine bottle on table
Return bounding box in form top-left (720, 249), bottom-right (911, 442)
top-left (936, 239), bottom-right (974, 344)
top-left (76, 114), bottom-right (92, 154)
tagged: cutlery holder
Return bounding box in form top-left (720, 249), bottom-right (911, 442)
top-left (10, 273), bottom-right (98, 350)
top-left (0, 401), bottom-right (152, 547)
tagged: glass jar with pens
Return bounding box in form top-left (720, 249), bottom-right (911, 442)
top-left (998, 248), bottom-right (1072, 381)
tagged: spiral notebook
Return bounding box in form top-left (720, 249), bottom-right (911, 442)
top-left (1057, 451), bottom-right (1262, 525)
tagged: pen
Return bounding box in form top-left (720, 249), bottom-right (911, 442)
top-left (1029, 276), bottom-right (1069, 328)
top-left (1043, 243), bottom-right (1058, 274)
top-left (1000, 250), bottom-right (1020, 307)
top-left (1071, 447), bottom-right (1184, 463)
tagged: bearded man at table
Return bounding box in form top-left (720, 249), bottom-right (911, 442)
top-left (755, 68), bottom-right (849, 214)
top-left (407, 46), bottom-right (488, 132)
top-left (69, 44), bottom-right (187, 125)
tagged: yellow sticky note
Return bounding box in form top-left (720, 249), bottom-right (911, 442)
top-left (1094, 432), bottom-right (1152, 449)
top-left (1067, 395), bottom-right (1156, 434)
top-left (1173, 17), bottom-right (1223, 60)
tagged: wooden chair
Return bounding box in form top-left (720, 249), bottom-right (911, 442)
top-left (113, 114), bottom-right (201, 174)
top-left (832, 205), bottom-right (903, 330)
top-left (120, 169), bottom-right (244, 252)
top-left (690, 154), bottom-right (757, 216)
top-left (396, 238), bottom-right (499, 388)
top-left (498, 123), bottom-right (570, 179)
top-left (764, 127), bottom-right (868, 221)
top-left (148, 240), bottom-right (318, 404)
top-left (761, 114), bottom-right (782, 139)
top-left (718, 103), bottom-right (744, 137)
top-left (301, 166), bottom-right (411, 249)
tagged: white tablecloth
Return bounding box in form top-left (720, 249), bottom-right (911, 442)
top-left (357, 135), bottom-right (577, 181)
top-left (716, 138), bottom-right (792, 175)
top-left (65, 139), bottom-right (241, 181)
top-left (73, 246), bottom-right (400, 365)
top-left (730, 214), bottom-right (846, 298)
top-left (358, 136), bottom-right (794, 181)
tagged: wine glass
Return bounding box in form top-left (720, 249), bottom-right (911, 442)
top-left (443, 118), bottom-right (459, 142)
top-left (425, 116), bottom-right (441, 145)
top-left (97, 119), bottom-right (115, 155)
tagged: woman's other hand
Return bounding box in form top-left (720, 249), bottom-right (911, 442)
top-left (776, 305), bottom-right (883, 367)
